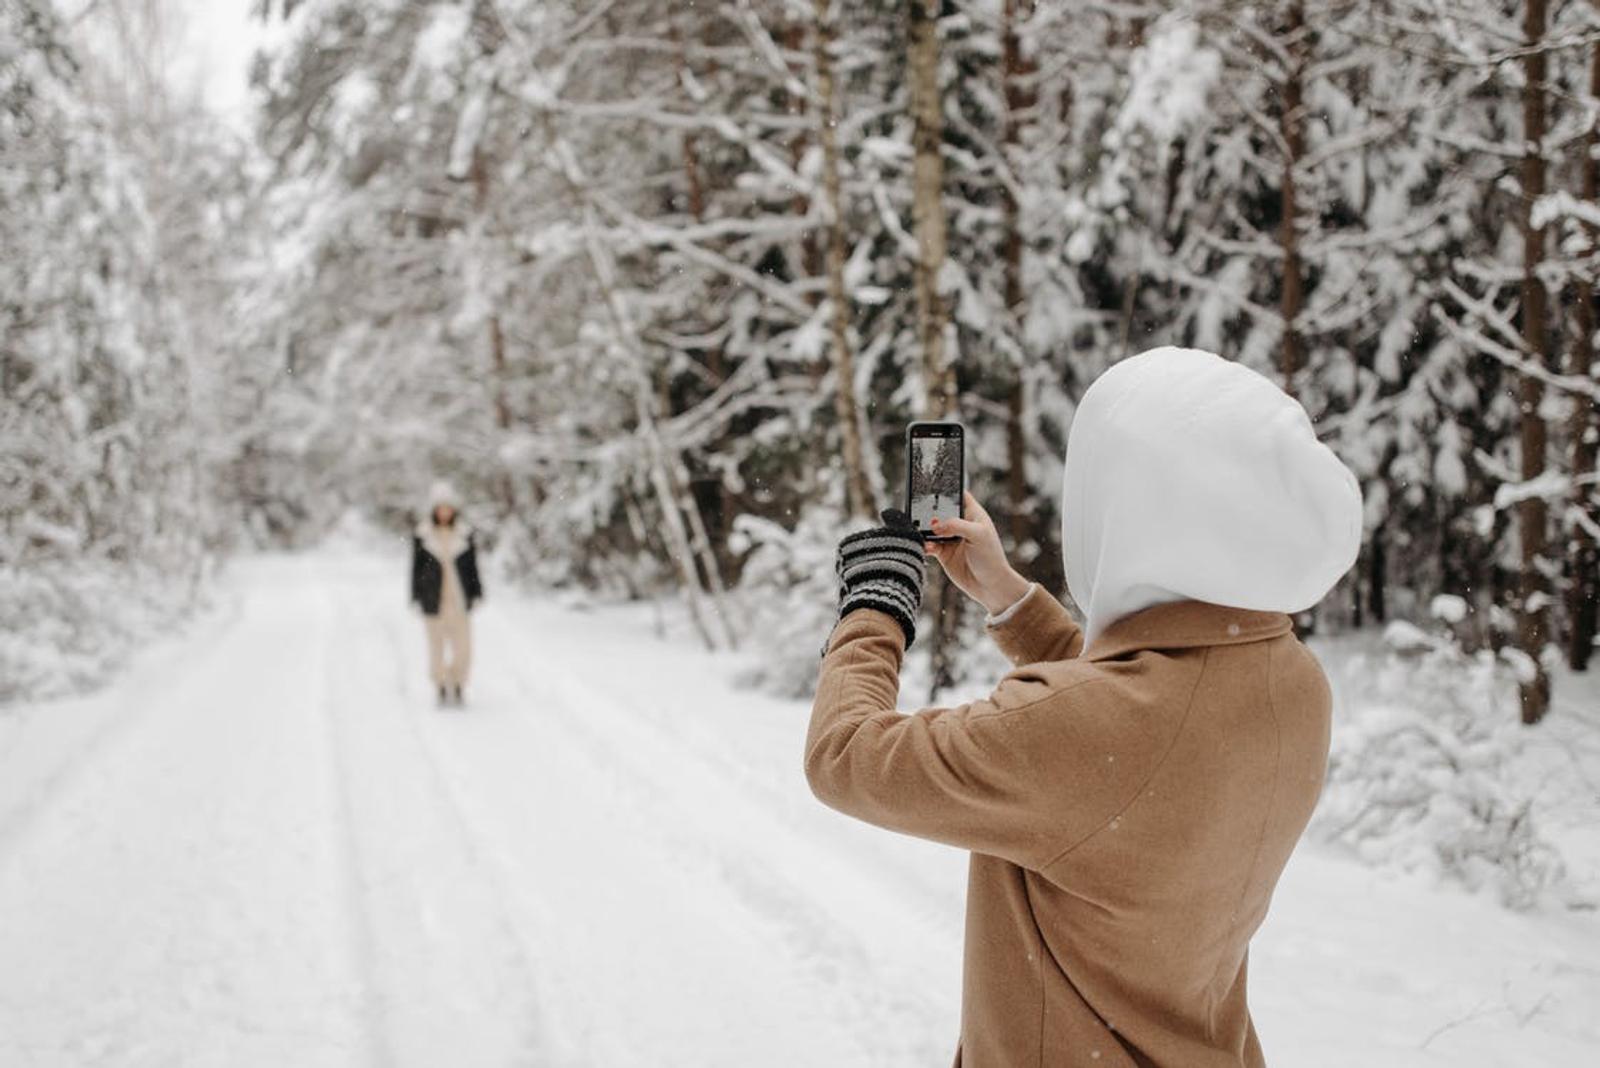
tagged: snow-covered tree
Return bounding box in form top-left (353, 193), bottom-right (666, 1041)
top-left (1, 0), bottom-right (242, 698)
top-left (89, 0), bottom-right (1581, 709)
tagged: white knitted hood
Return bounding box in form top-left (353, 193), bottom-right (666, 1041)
top-left (1062, 347), bottom-right (1362, 645)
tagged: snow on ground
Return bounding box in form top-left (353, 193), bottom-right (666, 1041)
top-left (0, 543), bottom-right (1596, 1067)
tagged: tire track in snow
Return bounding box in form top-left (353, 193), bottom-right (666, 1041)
top-left (313, 555), bottom-right (564, 1068)
top-left (533, 624), bottom-right (966, 929)
top-left (503, 609), bottom-right (963, 937)
top-left (0, 561), bottom-right (366, 1067)
top-left (530, 667), bottom-right (953, 1065)
top-left (0, 593), bottom-right (245, 871)
top-left (452, 606), bottom-right (956, 1067)
top-left (313, 588), bottom-right (401, 1068)
top-left (518, 601), bottom-right (965, 925)
top-left (366, 594), bottom-right (569, 1066)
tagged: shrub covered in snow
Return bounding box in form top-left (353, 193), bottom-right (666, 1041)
top-left (0, 561), bottom-right (208, 705)
top-left (728, 508), bottom-right (848, 698)
top-left (728, 506), bottom-right (1016, 702)
top-left (1312, 616), bottom-right (1567, 909)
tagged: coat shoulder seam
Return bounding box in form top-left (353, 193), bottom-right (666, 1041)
top-left (1038, 646), bottom-right (1213, 870)
top-left (963, 670), bottom-right (1113, 727)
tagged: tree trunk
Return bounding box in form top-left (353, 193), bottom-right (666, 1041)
top-left (488, 313), bottom-right (519, 514)
top-left (909, 0), bottom-right (955, 417)
top-left (469, 149), bottom-right (517, 515)
top-left (671, 450), bottom-right (739, 649)
top-left (1517, 0), bottom-right (1552, 722)
top-left (814, 0), bottom-right (875, 521)
top-left (1350, 556), bottom-right (1364, 629)
top-left (553, 128), bottom-right (735, 649)
top-left (780, 20), bottom-right (823, 289)
top-left (1001, 0), bottom-right (1035, 553)
top-left (1278, 1), bottom-right (1307, 398)
top-left (1565, 32), bottom-right (1599, 672)
top-left (1367, 525), bottom-right (1387, 624)
top-left (619, 486), bottom-right (653, 600)
top-left (908, 0), bottom-right (959, 697)
top-left (673, 14), bottom-right (738, 584)
top-left (680, 69), bottom-right (705, 221)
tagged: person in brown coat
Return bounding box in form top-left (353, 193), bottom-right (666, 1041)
top-left (808, 348), bottom-right (1363, 1067)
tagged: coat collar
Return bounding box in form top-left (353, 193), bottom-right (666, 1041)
top-left (417, 519), bottom-right (473, 560)
top-left (1083, 599), bottom-right (1293, 661)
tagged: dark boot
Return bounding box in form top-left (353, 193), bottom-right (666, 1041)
top-left (437, 684), bottom-right (449, 707)
top-left (452, 684), bottom-right (465, 706)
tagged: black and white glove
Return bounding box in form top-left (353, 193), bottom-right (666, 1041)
top-left (835, 508), bottom-right (927, 646)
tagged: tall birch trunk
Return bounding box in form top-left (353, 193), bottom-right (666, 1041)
top-left (1001, 0), bottom-right (1034, 553)
top-left (468, 150), bottom-right (517, 515)
top-left (908, 0), bottom-right (958, 697)
top-left (600, 276), bottom-right (722, 646)
top-left (909, 0), bottom-right (955, 417)
top-left (1278, 1), bottom-right (1307, 399)
top-left (672, 449), bottom-right (739, 649)
top-left (814, 0), bottom-right (875, 521)
top-left (674, 15), bottom-right (737, 585)
top-left (1517, 0), bottom-right (1552, 722)
top-left (546, 121), bottom-right (735, 650)
top-left (1565, 30), bottom-right (1599, 672)
top-left (780, 21), bottom-right (824, 298)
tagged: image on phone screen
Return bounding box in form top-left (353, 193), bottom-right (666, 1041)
top-left (909, 431), bottom-right (963, 534)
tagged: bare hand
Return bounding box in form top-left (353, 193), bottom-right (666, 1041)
top-left (924, 492), bottom-right (1031, 616)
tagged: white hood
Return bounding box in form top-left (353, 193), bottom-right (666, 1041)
top-left (1062, 347), bottom-right (1362, 645)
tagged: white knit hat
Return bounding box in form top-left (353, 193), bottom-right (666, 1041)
top-left (427, 480), bottom-right (459, 512)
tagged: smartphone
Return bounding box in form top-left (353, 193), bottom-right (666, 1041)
top-left (906, 421), bottom-right (965, 542)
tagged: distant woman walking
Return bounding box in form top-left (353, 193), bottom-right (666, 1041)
top-left (410, 481), bottom-right (483, 706)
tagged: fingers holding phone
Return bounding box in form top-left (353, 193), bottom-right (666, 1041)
top-left (925, 491), bottom-right (1031, 616)
top-left (902, 422), bottom-right (1028, 614)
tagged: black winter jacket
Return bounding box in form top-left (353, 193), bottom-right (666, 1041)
top-left (411, 524), bottom-right (483, 615)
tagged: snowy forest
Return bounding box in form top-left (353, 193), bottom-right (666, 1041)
top-left (3, 0), bottom-right (1600, 1063)
top-left (7, 0), bottom-right (1598, 712)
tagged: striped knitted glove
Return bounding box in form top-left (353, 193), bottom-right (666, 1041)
top-left (835, 508), bottom-right (927, 646)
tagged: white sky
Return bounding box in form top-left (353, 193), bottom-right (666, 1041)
top-left (57, 0), bottom-right (266, 129)
top-left (171, 0), bottom-right (263, 128)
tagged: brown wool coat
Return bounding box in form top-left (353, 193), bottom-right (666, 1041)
top-left (805, 588), bottom-right (1332, 1068)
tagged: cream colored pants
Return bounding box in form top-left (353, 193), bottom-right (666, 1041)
top-left (425, 607), bottom-right (472, 689)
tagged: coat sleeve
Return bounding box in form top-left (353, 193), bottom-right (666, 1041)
top-left (985, 584), bottom-right (1085, 665)
top-left (804, 609), bottom-right (1122, 870)
top-left (409, 537), bottom-right (425, 604)
top-left (459, 538), bottom-right (483, 606)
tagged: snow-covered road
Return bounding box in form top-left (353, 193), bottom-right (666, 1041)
top-left (1, 546), bottom-right (1596, 1067)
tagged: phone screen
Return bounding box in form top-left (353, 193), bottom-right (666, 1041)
top-left (907, 424), bottom-right (964, 538)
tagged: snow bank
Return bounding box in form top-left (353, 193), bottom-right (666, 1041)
top-left (726, 507), bottom-right (1578, 914)
top-left (1311, 622), bottom-right (1570, 909)
top-left (0, 560), bottom-right (208, 705)
top-left (729, 509), bottom-right (843, 697)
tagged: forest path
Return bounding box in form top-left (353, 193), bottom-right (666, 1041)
top-left (1, 543), bottom-right (1597, 1067)
top-left (0, 546), bottom-right (963, 1068)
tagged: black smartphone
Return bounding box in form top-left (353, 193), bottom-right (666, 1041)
top-left (906, 421), bottom-right (965, 542)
